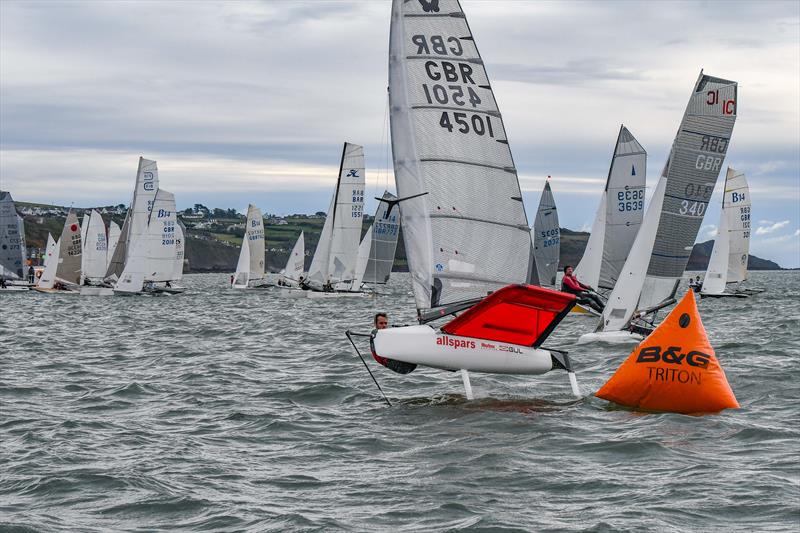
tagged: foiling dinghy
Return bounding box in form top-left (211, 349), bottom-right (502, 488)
top-left (280, 142), bottom-right (367, 299)
top-left (572, 125), bottom-right (647, 315)
top-left (579, 71), bottom-right (738, 344)
top-left (347, 0), bottom-right (580, 402)
top-left (700, 167), bottom-right (763, 298)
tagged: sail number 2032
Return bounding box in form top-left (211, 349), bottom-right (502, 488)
top-left (439, 112), bottom-right (495, 137)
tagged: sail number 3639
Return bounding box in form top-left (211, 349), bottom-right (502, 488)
top-left (439, 112), bottom-right (495, 137)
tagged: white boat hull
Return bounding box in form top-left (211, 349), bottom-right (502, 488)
top-left (372, 325), bottom-right (553, 375)
top-left (577, 330), bottom-right (644, 345)
top-left (278, 288), bottom-right (366, 299)
top-left (0, 285), bottom-right (30, 292)
top-left (79, 286), bottom-right (115, 296)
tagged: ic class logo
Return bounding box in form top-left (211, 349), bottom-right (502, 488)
top-left (143, 171), bottom-right (155, 191)
top-left (346, 169), bottom-right (359, 177)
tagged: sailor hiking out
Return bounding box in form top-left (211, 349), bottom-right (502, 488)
top-left (561, 265), bottom-right (605, 313)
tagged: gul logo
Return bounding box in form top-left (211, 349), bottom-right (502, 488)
top-left (636, 346), bottom-right (710, 369)
top-left (346, 169), bottom-right (359, 177)
top-left (436, 335), bottom-right (475, 350)
top-left (143, 171), bottom-right (155, 191)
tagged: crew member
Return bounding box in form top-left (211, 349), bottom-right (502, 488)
top-left (690, 275), bottom-right (703, 293)
top-left (371, 312), bottom-right (416, 374)
top-left (27, 265), bottom-right (35, 284)
top-left (561, 265), bottom-right (605, 313)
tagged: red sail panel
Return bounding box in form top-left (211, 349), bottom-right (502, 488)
top-left (442, 284), bottom-right (576, 347)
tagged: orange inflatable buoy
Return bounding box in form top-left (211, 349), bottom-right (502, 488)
top-left (596, 290), bottom-right (739, 415)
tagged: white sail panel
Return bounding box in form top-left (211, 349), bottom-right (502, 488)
top-left (245, 204), bottom-right (265, 281)
top-left (107, 221), bottom-right (121, 270)
top-left (282, 231), bottom-right (305, 284)
top-left (233, 234), bottom-right (250, 287)
top-left (38, 235), bottom-right (60, 288)
top-left (600, 175), bottom-right (668, 332)
top-left (639, 72), bottom-right (737, 309)
top-left (533, 181), bottom-right (559, 287)
top-left (82, 210), bottom-right (108, 282)
top-left (574, 191), bottom-right (606, 289)
top-left (173, 220), bottom-right (185, 281)
top-left (364, 191), bottom-right (400, 284)
top-left (144, 189), bottom-right (177, 282)
top-left (0, 191), bottom-right (26, 279)
top-left (389, 0), bottom-right (534, 313)
top-left (723, 168), bottom-right (750, 284)
top-left (128, 157), bottom-right (160, 257)
top-left (351, 226), bottom-right (373, 290)
top-left (105, 212), bottom-right (129, 279)
top-left (55, 210), bottom-right (83, 286)
top-left (307, 142), bottom-right (366, 286)
top-left (702, 206), bottom-right (729, 294)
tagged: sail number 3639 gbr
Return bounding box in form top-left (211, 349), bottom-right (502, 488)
top-left (411, 34), bottom-right (497, 138)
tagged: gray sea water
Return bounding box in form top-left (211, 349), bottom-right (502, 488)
top-left (1, 271), bottom-right (798, 532)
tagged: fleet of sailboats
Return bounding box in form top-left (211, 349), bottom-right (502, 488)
top-left (1, 5), bottom-right (769, 408)
top-left (579, 71), bottom-right (739, 344)
top-left (701, 167), bottom-right (763, 298)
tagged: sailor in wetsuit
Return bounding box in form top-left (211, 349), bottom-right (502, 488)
top-left (561, 265), bottom-right (605, 313)
top-left (372, 312), bottom-right (416, 374)
top-left (689, 275), bottom-right (703, 293)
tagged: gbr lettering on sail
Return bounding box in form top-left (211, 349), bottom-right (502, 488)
top-left (411, 33), bottom-right (497, 138)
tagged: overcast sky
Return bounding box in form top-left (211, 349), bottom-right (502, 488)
top-left (1, 0), bottom-right (798, 266)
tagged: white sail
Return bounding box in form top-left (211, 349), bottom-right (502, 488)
top-left (105, 212), bottom-right (129, 280)
top-left (307, 142), bottom-right (366, 287)
top-left (233, 235), bottom-right (250, 287)
top-left (128, 157), bottom-right (160, 260)
top-left (81, 210), bottom-right (108, 283)
top-left (702, 205), bottom-right (730, 294)
top-left (172, 220), bottom-right (185, 281)
top-left (389, 0), bottom-right (535, 317)
top-left (350, 226), bottom-right (373, 291)
top-left (600, 175), bottom-right (668, 331)
top-left (575, 126), bottom-right (647, 289)
top-left (723, 168), bottom-right (751, 285)
top-left (364, 191), bottom-right (400, 284)
top-left (637, 72), bottom-right (738, 311)
top-left (106, 221), bottom-right (121, 270)
top-left (144, 189), bottom-right (177, 282)
top-left (244, 204), bottom-right (265, 282)
top-left (0, 191), bottom-right (26, 279)
top-left (37, 236), bottom-right (60, 288)
top-left (54, 210), bottom-right (83, 286)
top-left (533, 181), bottom-right (559, 287)
top-left (281, 231), bottom-right (305, 284)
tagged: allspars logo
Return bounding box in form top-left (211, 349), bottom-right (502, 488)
top-left (419, 0), bottom-right (440, 13)
top-left (436, 335), bottom-right (475, 350)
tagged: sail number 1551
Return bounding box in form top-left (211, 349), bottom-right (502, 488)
top-left (439, 111), bottom-right (495, 137)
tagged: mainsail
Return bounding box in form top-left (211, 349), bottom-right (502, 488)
top-left (38, 234), bottom-right (59, 288)
top-left (281, 231), bottom-right (305, 283)
top-left (364, 191), bottom-right (400, 284)
top-left (107, 221), bottom-right (122, 270)
top-left (82, 210), bottom-right (108, 282)
top-left (575, 126), bottom-right (647, 290)
top-left (533, 180), bottom-right (559, 287)
top-left (55, 210), bottom-right (83, 286)
top-left (389, 0), bottom-right (535, 318)
top-left (702, 167), bottom-right (751, 293)
top-left (600, 71), bottom-right (738, 331)
top-left (0, 191), bottom-right (26, 279)
top-left (233, 233), bottom-right (251, 287)
top-left (173, 220), bottom-right (185, 281)
top-left (244, 204), bottom-right (266, 282)
top-left (306, 142), bottom-right (366, 287)
top-left (351, 226), bottom-right (374, 290)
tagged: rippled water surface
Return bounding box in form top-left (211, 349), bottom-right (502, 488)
top-left (2, 272), bottom-right (799, 531)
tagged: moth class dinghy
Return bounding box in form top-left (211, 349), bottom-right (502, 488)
top-left (280, 142), bottom-right (368, 299)
top-left (348, 0), bottom-right (580, 401)
top-left (700, 167), bottom-right (763, 298)
top-left (579, 71), bottom-right (738, 344)
top-left (533, 179), bottom-right (559, 288)
top-left (572, 125), bottom-right (647, 315)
